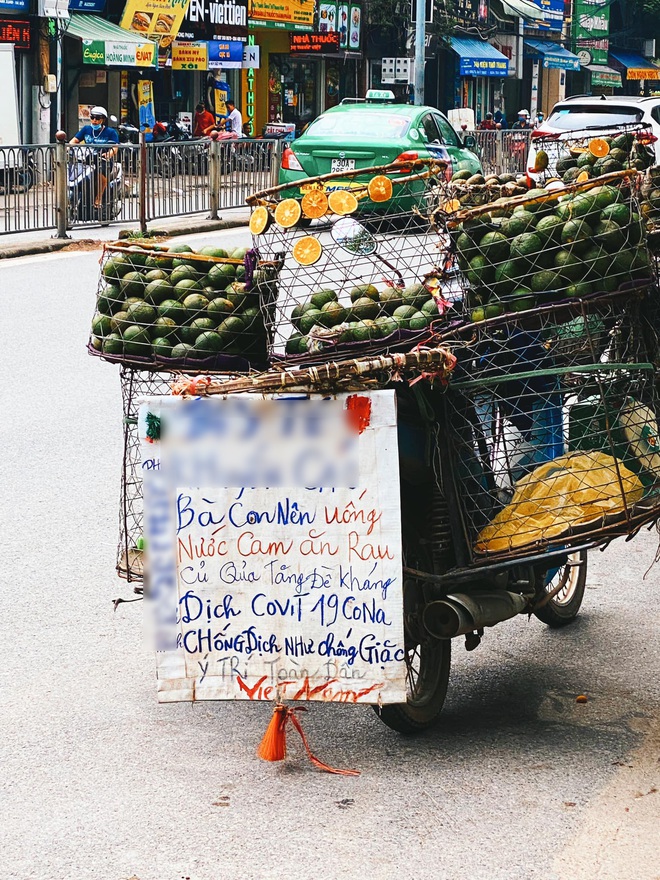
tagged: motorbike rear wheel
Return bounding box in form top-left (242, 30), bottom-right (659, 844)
top-left (374, 539), bottom-right (451, 734)
top-left (534, 550), bottom-right (587, 628)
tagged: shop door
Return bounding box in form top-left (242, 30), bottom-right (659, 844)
top-left (270, 55), bottom-right (319, 134)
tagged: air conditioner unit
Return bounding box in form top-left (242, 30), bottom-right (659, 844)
top-left (38, 0), bottom-right (70, 19)
top-left (642, 39), bottom-right (655, 58)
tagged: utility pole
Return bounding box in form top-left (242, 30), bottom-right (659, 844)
top-left (414, 0), bottom-right (426, 105)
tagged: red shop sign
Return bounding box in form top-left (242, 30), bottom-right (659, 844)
top-left (290, 32), bottom-right (340, 53)
top-left (0, 19), bottom-right (31, 50)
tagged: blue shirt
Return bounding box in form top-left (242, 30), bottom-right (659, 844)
top-left (74, 125), bottom-right (119, 145)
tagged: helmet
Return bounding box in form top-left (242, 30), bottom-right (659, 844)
top-left (91, 106), bottom-right (108, 119)
top-left (518, 109), bottom-right (530, 117)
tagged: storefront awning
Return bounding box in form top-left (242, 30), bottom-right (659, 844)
top-left (586, 64), bottom-right (622, 88)
top-left (609, 50), bottom-right (660, 80)
top-left (66, 13), bottom-right (157, 66)
top-left (524, 39), bottom-right (580, 70)
top-left (500, 0), bottom-right (547, 25)
top-left (447, 36), bottom-right (509, 77)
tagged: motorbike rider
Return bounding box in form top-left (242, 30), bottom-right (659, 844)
top-left (69, 106), bottom-right (119, 209)
top-left (512, 109), bottom-right (532, 130)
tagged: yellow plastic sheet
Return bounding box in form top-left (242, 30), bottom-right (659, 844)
top-left (476, 451), bottom-right (644, 554)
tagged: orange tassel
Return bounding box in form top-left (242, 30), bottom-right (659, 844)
top-left (257, 704), bottom-right (288, 762)
top-left (257, 704), bottom-right (360, 776)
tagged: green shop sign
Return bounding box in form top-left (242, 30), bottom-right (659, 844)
top-left (82, 40), bottom-right (105, 64)
top-left (572, 0), bottom-right (609, 66)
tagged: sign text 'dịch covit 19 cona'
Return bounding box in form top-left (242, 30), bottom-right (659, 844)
top-left (140, 391), bottom-right (406, 706)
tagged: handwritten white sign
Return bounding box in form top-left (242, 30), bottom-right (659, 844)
top-left (140, 391), bottom-right (406, 705)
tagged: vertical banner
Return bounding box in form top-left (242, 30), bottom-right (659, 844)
top-left (138, 78), bottom-right (156, 130)
top-left (572, 0), bottom-right (610, 66)
top-left (141, 392), bottom-right (406, 705)
top-left (319, 1), bottom-right (337, 32)
top-left (338, 2), bottom-right (348, 47)
top-left (210, 71), bottom-right (230, 122)
top-left (348, 4), bottom-right (361, 49)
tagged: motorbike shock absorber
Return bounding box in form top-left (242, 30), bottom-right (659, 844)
top-left (430, 481), bottom-right (453, 574)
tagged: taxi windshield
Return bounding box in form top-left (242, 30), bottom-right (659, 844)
top-left (305, 111), bottom-right (412, 139)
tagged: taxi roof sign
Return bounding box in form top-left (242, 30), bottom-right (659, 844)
top-left (366, 89), bottom-right (395, 102)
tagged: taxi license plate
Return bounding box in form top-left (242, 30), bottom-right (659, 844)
top-left (331, 158), bottom-right (355, 173)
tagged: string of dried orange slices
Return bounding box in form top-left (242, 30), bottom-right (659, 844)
top-left (248, 175), bottom-right (396, 266)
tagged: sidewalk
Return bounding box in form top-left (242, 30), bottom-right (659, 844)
top-left (0, 206), bottom-right (251, 260)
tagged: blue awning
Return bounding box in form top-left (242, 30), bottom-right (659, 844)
top-left (524, 39), bottom-right (580, 70)
top-left (609, 50), bottom-right (660, 80)
top-left (447, 37), bottom-right (509, 77)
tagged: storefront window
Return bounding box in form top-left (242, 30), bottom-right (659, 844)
top-left (270, 55), bottom-right (319, 132)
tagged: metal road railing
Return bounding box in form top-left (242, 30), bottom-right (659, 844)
top-left (0, 145), bottom-right (57, 234)
top-left (0, 132), bottom-right (528, 236)
top-left (464, 129), bottom-right (533, 177)
top-left (0, 136), bottom-right (283, 237)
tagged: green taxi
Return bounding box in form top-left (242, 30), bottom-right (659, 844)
top-left (278, 91), bottom-right (482, 203)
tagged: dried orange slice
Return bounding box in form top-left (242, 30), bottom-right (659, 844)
top-left (301, 188), bottom-right (328, 218)
top-left (292, 236), bottom-right (323, 266)
top-left (367, 175), bottom-right (393, 203)
top-left (440, 198), bottom-right (461, 213)
top-left (274, 198), bottom-right (302, 228)
top-left (327, 189), bottom-right (359, 215)
top-left (576, 170), bottom-right (591, 183)
top-left (249, 205), bottom-right (272, 235)
top-left (589, 137), bottom-right (610, 158)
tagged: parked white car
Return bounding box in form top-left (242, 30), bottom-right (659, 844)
top-left (526, 95), bottom-right (660, 184)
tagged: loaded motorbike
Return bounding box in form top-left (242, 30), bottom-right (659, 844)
top-left (67, 144), bottom-right (124, 224)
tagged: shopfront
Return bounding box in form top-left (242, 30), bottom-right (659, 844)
top-left (64, 13), bottom-right (157, 135)
top-left (609, 49), bottom-right (660, 96)
top-left (523, 39), bottom-right (580, 116)
top-left (0, 8), bottom-right (32, 142)
top-left (245, 0), bottom-right (362, 137)
top-left (444, 36), bottom-right (509, 123)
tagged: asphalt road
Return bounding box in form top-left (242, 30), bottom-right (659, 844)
top-left (1, 235), bottom-right (659, 880)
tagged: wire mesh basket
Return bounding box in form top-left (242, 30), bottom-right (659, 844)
top-left (529, 123), bottom-right (656, 185)
top-left (444, 171), bottom-right (653, 322)
top-left (246, 159), bottom-right (460, 365)
top-left (117, 367), bottom-right (175, 582)
top-left (88, 242), bottom-right (270, 373)
top-left (440, 289), bottom-right (660, 561)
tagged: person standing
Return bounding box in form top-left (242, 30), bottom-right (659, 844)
top-left (478, 112), bottom-right (497, 130)
top-left (193, 103), bottom-right (215, 137)
top-left (69, 106), bottom-right (119, 210)
top-left (225, 100), bottom-right (244, 136)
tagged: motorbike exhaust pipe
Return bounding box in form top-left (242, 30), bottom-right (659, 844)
top-left (423, 591), bottom-right (528, 639)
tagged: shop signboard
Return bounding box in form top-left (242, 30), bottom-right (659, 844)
top-left (140, 392), bottom-right (407, 706)
top-left (319, 2), bottom-right (337, 32)
top-left (0, 18), bottom-right (31, 50)
top-left (0, 0), bottom-right (29, 10)
top-left (526, 0), bottom-right (564, 31)
top-left (208, 39), bottom-right (243, 68)
top-left (172, 39), bottom-right (208, 68)
top-left (249, 0), bottom-right (315, 31)
top-left (460, 55), bottom-right (508, 76)
top-left (348, 3), bottom-right (361, 49)
top-left (68, 0), bottom-right (106, 11)
top-left (338, 2), bottom-right (348, 48)
top-left (290, 31), bottom-right (339, 53)
top-left (572, 0), bottom-right (609, 66)
top-left (120, 0), bottom-right (193, 44)
top-left (454, 0), bottom-right (488, 28)
top-left (179, 0), bottom-right (248, 42)
top-left (82, 39), bottom-right (157, 66)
